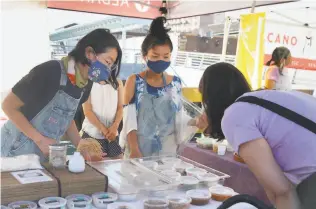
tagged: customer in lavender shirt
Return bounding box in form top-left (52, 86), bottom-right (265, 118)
top-left (198, 62), bottom-right (316, 209)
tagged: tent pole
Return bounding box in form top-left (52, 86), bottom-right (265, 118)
top-left (220, 16), bottom-right (231, 62)
top-left (251, 0), bottom-right (256, 13)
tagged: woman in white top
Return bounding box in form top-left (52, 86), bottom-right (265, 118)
top-left (264, 47), bottom-right (292, 90)
top-left (81, 79), bottom-right (123, 159)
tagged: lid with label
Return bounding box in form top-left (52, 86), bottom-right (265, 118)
top-left (8, 201), bottom-right (37, 209)
top-left (38, 197), bottom-right (67, 208)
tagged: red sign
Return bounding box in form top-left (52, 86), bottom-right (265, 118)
top-left (264, 54), bottom-right (316, 71)
top-left (47, 0), bottom-right (162, 19)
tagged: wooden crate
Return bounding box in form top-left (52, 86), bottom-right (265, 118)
top-left (43, 163), bottom-right (107, 197)
top-left (1, 169), bottom-right (59, 205)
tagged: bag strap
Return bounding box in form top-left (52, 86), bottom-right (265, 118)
top-left (236, 96), bottom-right (316, 135)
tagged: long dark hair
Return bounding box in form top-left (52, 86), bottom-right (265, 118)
top-left (69, 29), bottom-right (122, 89)
top-left (141, 17), bottom-right (173, 56)
top-left (266, 46), bottom-right (291, 75)
top-left (201, 63), bottom-right (251, 140)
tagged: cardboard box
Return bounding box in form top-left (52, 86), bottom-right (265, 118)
top-left (43, 163), bottom-right (108, 197)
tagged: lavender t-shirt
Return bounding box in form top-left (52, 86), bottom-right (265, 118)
top-left (222, 90), bottom-right (316, 185)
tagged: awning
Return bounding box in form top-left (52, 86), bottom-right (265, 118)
top-left (47, 0), bottom-right (298, 20)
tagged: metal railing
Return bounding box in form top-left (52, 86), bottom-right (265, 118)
top-left (174, 51), bottom-right (235, 69)
top-left (50, 46), bottom-right (315, 89)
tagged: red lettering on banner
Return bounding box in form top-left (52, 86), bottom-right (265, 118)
top-left (47, 0), bottom-right (161, 19)
top-left (266, 33), bottom-right (298, 46)
top-left (267, 33), bottom-right (273, 43)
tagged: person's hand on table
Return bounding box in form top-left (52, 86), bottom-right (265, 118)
top-left (80, 150), bottom-right (107, 162)
top-left (106, 124), bottom-right (118, 142)
top-left (196, 112), bottom-right (209, 131)
top-left (34, 136), bottom-right (56, 156)
top-left (130, 147), bottom-right (142, 159)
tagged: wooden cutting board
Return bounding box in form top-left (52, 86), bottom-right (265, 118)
top-left (43, 163), bottom-right (108, 197)
top-left (1, 169), bottom-right (59, 205)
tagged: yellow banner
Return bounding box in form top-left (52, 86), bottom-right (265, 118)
top-left (235, 12), bottom-right (266, 90)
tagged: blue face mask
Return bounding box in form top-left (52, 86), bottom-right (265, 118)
top-left (88, 60), bottom-right (111, 83)
top-left (147, 60), bottom-right (171, 74)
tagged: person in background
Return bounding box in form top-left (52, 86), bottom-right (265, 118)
top-left (81, 77), bottom-right (124, 159)
top-left (120, 17), bottom-right (183, 158)
top-left (264, 46), bottom-right (292, 90)
top-left (1, 29), bottom-right (122, 161)
top-left (198, 62), bottom-right (316, 209)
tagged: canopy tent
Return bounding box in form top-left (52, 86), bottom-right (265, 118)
top-left (47, 0), bottom-right (297, 20)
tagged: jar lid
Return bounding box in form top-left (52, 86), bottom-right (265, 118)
top-left (66, 194), bottom-right (92, 204)
top-left (49, 144), bottom-right (67, 150)
top-left (39, 197), bottom-right (67, 208)
top-left (92, 192), bottom-right (118, 203)
top-left (8, 201), bottom-right (37, 209)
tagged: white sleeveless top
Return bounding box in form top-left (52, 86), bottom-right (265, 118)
top-left (82, 83), bottom-right (118, 139)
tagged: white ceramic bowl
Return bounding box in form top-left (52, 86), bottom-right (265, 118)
top-left (185, 167), bottom-right (207, 177)
top-left (92, 192), bottom-right (118, 208)
top-left (38, 197), bottom-right (67, 209)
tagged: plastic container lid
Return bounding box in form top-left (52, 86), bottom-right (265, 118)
top-left (140, 160), bottom-right (158, 169)
top-left (197, 173), bottom-right (220, 182)
top-left (8, 201), bottom-right (37, 209)
top-left (173, 162), bottom-right (194, 170)
top-left (66, 194), bottom-right (92, 209)
top-left (49, 144), bottom-right (67, 151)
top-left (39, 197), bottom-right (67, 209)
top-left (143, 198), bottom-right (169, 208)
top-left (179, 176), bottom-right (199, 185)
top-left (186, 190), bottom-right (211, 200)
top-left (161, 157), bottom-right (181, 165)
top-left (154, 164), bottom-right (174, 172)
top-left (107, 202), bottom-right (135, 209)
top-left (92, 192), bottom-right (118, 208)
top-left (185, 167), bottom-right (207, 176)
top-left (209, 185), bottom-right (235, 195)
top-left (161, 170), bottom-right (181, 180)
top-left (167, 195), bottom-right (191, 205)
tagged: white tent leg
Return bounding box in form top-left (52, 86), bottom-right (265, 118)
top-left (220, 17), bottom-right (231, 62)
top-left (251, 0), bottom-right (256, 13)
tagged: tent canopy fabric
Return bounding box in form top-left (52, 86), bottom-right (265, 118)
top-left (47, 0), bottom-right (298, 20)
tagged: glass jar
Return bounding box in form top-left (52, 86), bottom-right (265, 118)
top-left (49, 144), bottom-right (67, 168)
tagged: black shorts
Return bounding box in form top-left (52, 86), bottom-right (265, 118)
top-left (81, 131), bottom-right (122, 158)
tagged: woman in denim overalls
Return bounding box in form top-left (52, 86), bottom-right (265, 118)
top-left (1, 29), bottom-right (122, 162)
top-left (120, 17), bottom-right (185, 158)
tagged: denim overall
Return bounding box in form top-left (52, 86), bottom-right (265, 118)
top-left (136, 73), bottom-right (180, 157)
top-left (1, 61), bottom-right (83, 162)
